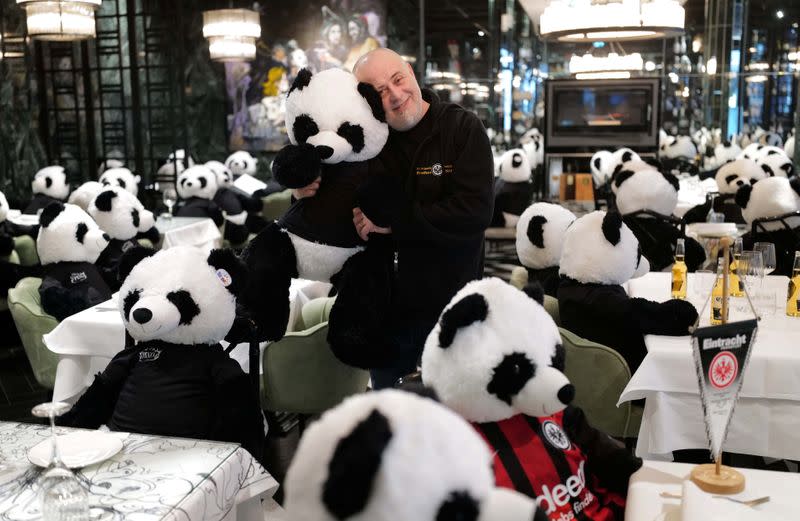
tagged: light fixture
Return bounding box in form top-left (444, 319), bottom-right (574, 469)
top-left (706, 56), bottom-right (717, 75)
top-left (0, 33), bottom-right (26, 59)
top-left (16, 0), bottom-right (101, 41)
top-left (745, 74), bottom-right (768, 83)
top-left (478, 30), bottom-right (485, 37)
top-left (575, 71), bottom-right (631, 80)
top-left (539, 0), bottom-right (684, 42)
top-left (645, 60), bottom-right (656, 71)
top-left (569, 52), bottom-right (643, 75)
top-left (776, 10), bottom-right (784, 19)
top-left (202, 8), bottom-right (261, 62)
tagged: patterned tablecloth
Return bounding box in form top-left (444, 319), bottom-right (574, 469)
top-left (0, 422), bottom-right (278, 521)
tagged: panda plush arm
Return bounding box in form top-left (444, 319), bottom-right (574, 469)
top-left (231, 186), bottom-right (263, 214)
top-left (58, 347), bottom-right (140, 428)
top-left (563, 406), bottom-right (642, 495)
top-left (39, 278), bottom-right (96, 322)
top-left (0, 233), bottom-right (14, 258)
top-left (629, 296), bottom-right (698, 336)
top-left (272, 142), bottom-right (324, 189)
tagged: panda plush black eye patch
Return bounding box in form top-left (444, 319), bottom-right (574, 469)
top-left (511, 153), bottom-right (523, 168)
top-left (123, 289), bottom-right (141, 320)
top-left (75, 222), bottom-right (89, 244)
top-left (436, 491), bottom-right (480, 521)
top-left (761, 164), bottom-right (775, 177)
top-left (551, 344), bottom-right (566, 372)
top-left (166, 290), bottom-right (200, 325)
top-left (593, 157), bottom-right (601, 170)
top-left (131, 208), bottom-right (140, 228)
top-left (293, 114), bottom-right (320, 144)
top-left (725, 174), bottom-right (739, 184)
top-left (487, 352), bottom-right (536, 406)
top-left (45, 177), bottom-right (53, 189)
top-left (337, 122), bottom-right (365, 153)
top-left (199, 177), bottom-right (208, 189)
top-left (117, 179), bottom-right (127, 189)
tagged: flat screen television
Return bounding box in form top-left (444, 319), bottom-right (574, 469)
top-left (544, 78), bottom-right (661, 152)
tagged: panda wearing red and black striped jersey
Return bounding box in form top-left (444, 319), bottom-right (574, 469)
top-left (421, 278), bottom-right (643, 521)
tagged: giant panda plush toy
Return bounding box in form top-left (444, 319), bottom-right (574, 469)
top-left (88, 187), bottom-right (155, 290)
top-left (68, 181), bottom-right (105, 212)
top-left (421, 278), bottom-right (642, 521)
top-left (515, 203), bottom-right (576, 296)
top-left (24, 166), bottom-right (71, 215)
top-left (236, 67), bottom-right (394, 369)
top-left (37, 202), bottom-right (112, 321)
top-left (285, 389), bottom-right (545, 521)
top-left (613, 162), bottom-right (706, 271)
top-left (58, 245), bottom-right (265, 459)
top-left (755, 148), bottom-right (794, 179)
top-left (735, 176), bottom-right (800, 276)
top-left (491, 149), bottom-right (534, 228)
top-left (174, 165), bottom-right (224, 226)
top-left (660, 135), bottom-right (698, 176)
top-left (0, 191), bottom-right (38, 297)
top-left (99, 167), bottom-right (140, 197)
top-left (684, 158), bottom-right (766, 224)
top-left (558, 211), bottom-right (698, 371)
top-left (224, 151), bottom-right (284, 198)
top-left (206, 160), bottom-right (267, 242)
top-left (156, 149), bottom-right (195, 178)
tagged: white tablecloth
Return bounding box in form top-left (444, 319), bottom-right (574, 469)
top-left (619, 272), bottom-right (800, 460)
top-left (625, 460), bottom-right (798, 521)
top-left (675, 177), bottom-right (717, 218)
top-left (45, 279), bottom-right (331, 403)
top-left (0, 421), bottom-right (278, 521)
top-left (156, 216), bottom-right (222, 251)
top-left (6, 209), bottom-right (40, 226)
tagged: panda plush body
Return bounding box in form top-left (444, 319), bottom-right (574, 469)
top-left (237, 67), bottom-right (394, 368)
top-left (558, 211), bottom-right (697, 371)
top-left (421, 278), bottom-right (642, 521)
top-left (88, 187), bottom-right (156, 290)
top-left (36, 203), bottom-right (112, 321)
top-left (515, 203), bottom-right (576, 296)
top-left (285, 389), bottom-right (545, 521)
top-left (700, 140), bottom-right (741, 172)
top-left (613, 162), bottom-right (706, 271)
top-left (684, 158), bottom-right (765, 224)
top-left (58, 245), bottom-right (265, 459)
top-left (174, 165), bottom-right (224, 226)
top-left (735, 176), bottom-right (800, 276)
top-left (224, 151), bottom-right (284, 198)
top-left (24, 166), bottom-right (71, 215)
top-left (206, 160), bottom-right (267, 241)
top-left (491, 149), bottom-right (534, 228)
top-left (99, 167), bottom-right (140, 197)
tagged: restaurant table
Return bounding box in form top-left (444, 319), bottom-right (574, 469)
top-left (625, 460), bottom-right (797, 520)
top-left (674, 177), bottom-right (717, 218)
top-left (0, 421), bottom-right (278, 521)
top-left (155, 216), bottom-right (221, 251)
top-left (45, 279), bottom-right (332, 403)
top-left (618, 272), bottom-right (800, 460)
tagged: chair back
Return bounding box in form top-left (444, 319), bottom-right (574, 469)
top-left (260, 189), bottom-right (292, 221)
top-left (625, 209), bottom-right (686, 236)
top-left (7, 277), bottom-right (59, 389)
top-left (752, 211), bottom-right (800, 238)
top-left (559, 327), bottom-right (631, 438)
top-left (13, 235), bottom-right (39, 266)
top-left (544, 295), bottom-right (561, 327)
top-left (261, 297), bottom-right (369, 415)
top-left (0, 251), bottom-right (20, 312)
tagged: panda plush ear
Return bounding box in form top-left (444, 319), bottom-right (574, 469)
top-left (118, 246), bottom-right (156, 284)
top-left (621, 150), bottom-right (633, 162)
top-left (39, 202), bottom-right (65, 228)
top-left (94, 189), bottom-right (117, 212)
top-left (601, 211), bottom-right (624, 246)
top-left (522, 281), bottom-right (545, 305)
top-left (207, 249), bottom-right (248, 296)
top-left (357, 82), bottom-right (386, 123)
top-left (526, 215), bottom-right (547, 248)
top-left (322, 408), bottom-right (393, 519)
top-left (438, 293), bottom-right (488, 348)
top-left (288, 68), bottom-right (313, 96)
top-left (735, 184), bottom-right (753, 208)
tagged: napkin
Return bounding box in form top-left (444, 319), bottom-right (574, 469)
top-left (681, 481), bottom-right (766, 521)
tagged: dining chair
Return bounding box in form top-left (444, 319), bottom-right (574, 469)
top-left (13, 235), bottom-right (39, 266)
top-left (7, 277), bottom-right (59, 389)
top-left (0, 250), bottom-right (21, 313)
top-left (260, 189), bottom-right (292, 222)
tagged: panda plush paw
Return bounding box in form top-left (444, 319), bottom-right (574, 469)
top-left (272, 143), bottom-right (323, 189)
top-left (663, 298), bottom-right (699, 330)
top-left (0, 235), bottom-right (14, 258)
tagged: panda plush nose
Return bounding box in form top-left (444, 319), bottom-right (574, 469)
top-left (132, 308), bottom-right (153, 324)
top-left (315, 145), bottom-right (334, 160)
top-left (557, 384), bottom-right (575, 405)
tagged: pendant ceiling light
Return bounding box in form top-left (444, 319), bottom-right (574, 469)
top-left (202, 8), bottom-right (261, 62)
top-left (540, 0), bottom-right (684, 42)
top-left (569, 52), bottom-right (644, 79)
top-left (16, 0), bottom-right (101, 41)
top-left (0, 33), bottom-right (26, 59)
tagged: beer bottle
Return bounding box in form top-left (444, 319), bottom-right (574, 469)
top-left (711, 258), bottom-right (728, 325)
top-left (787, 252), bottom-right (800, 317)
top-left (671, 238), bottom-right (688, 299)
top-left (729, 237), bottom-right (744, 297)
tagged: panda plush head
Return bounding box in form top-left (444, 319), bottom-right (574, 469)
top-left (37, 203), bottom-right (110, 265)
top-left (421, 278), bottom-right (573, 423)
top-left (224, 151), bottom-right (258, 177)
top-left (515, 203), bottom-right (576, 270)
top-left (759, 131), bottom-right (783, 148)
top-left (715, 159), bottom-right (765, 194)
top-left (88, 187), bottom-right (155, 241)
top-left (285, 67), bottom-right (389, 164)
top-left (520, 127), bottom-right (541, 145)
top-left (118, 246), bottom-right (246, 345)
top-left (157, 149), bottom-right (196, 177)
top-left (661, 135), bottom-right (697, 160)
top-left (755, 148), bottom-right (794, 179)
top-left (32, 166), bottom-right (70, 201)
top-left (613, 163), bottom-right (679, 216)
top-left (177, 166), bottom-right (218, 201)
top-left (497, 149), bottom-right (531, 183)
top-left (521, 139), bottom-right (542, 170)
top-left (704, 140), bottom-right (741, 170)
top-left (97, 158), bottom-right (125, 177)
top-left (68, 182), bottom-right (105, 212)
top-left (735, 177), bottom-right (800, 231)
top-left (606, 148), bottom-right (641, 191)
top-left (785, 132), bottom-right (795, 159)
top-left (738, 142), bottom-right (764, 161)
top-left (590, 150), bottom-right (614, 185)
top-left (559, 210), bottom-right (650, 285)
top-left (99, 167), bottom-right (140, 197)
top-left (284, 389), bottom-right (541, 521)
top-left (0, 191), bottom-right (8, 223)
top-left (205, 160), bottom-right (233, 188)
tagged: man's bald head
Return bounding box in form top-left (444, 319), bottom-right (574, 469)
top-left (353, 48), bottom-right (428, 131)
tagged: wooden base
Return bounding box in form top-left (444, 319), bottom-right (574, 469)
top-left (690, 464), bottom-right (745, 494)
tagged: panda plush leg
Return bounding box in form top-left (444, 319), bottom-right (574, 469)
top-left (327, 233), bottom-right (395, 369)
top-left (238, 222), bottom-right (297, 342)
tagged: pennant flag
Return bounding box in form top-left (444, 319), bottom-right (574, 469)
top-left (691, 319), bottom-right (758, 460)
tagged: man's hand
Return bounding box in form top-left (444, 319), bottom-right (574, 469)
top-left (292, 176), bottom-right (321, 199)
top-left (353, 207), bottom-right (391, 241)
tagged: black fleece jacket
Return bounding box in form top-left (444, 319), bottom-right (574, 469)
top-left (370, 89), bottom-right (494, 327)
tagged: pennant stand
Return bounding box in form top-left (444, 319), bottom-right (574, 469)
top-left (690, 237), bottom-right (746, 495)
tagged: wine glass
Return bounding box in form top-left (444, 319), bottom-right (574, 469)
top-left (754, 242), bottom-right (776, 275)
top-left (31, 402), bottom-right (89, 521)
top-left (162, 187), bottom-right (178, 219)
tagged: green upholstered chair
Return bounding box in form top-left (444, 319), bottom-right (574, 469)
top-left (0, 250), bottom-right (21, 312)
top-left (543, 295), bottom-right (561, 327)
top-left (559, 327), bottom-right (631, 439)
top-left (7, 277), bottom-right (59, 389)
top-left (509, 266), bottom-right (528, 290)
top-left (260, 296), bottom-right (369, 416)
top-left (260, 189), bottom-right (292, 221)
top-left (13, 235), bottom-right (39, 266)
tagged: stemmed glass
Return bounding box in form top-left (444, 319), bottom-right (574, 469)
top-left (162, 187), bottom-right (178, 220)
top-left (31, 402), bottom-right (89, 521)
top-left (754, 243), bottom-right (776, 275)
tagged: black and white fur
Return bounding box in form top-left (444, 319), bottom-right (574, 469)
top-left (68, 181), bottom-right (105, 212)
top-left (175, 165), bottom-right (224, 226)
top-left (97, 158), bottom-right (125, 177)
top-left (206, 160), bottom-right (265, 242)
top-left (492, 149), bottom-right (533, 228)
top-left (157, 149), bottom-right (196, 178)
top-left (515, 203), bottom-right (576, 296)
top-left (25, 166), bottom-right (70, 215)
top-left (224, 151), bottom-right (258, 177)
top-left (99, 167), bottom-right (141, 197)
top-left (755, 148), bottom-right (794, 179)
top-left (715, 158), bottom-right (765, 194)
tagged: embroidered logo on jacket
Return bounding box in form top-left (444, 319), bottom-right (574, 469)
top-left (139, 347), bottom-right (162, 362)
top-left (69, 272), bottom-right (88, 284)
top-left (416, 163), bottom-right (454, 176)
top-left (542, 420), bottom-right (571, 450)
